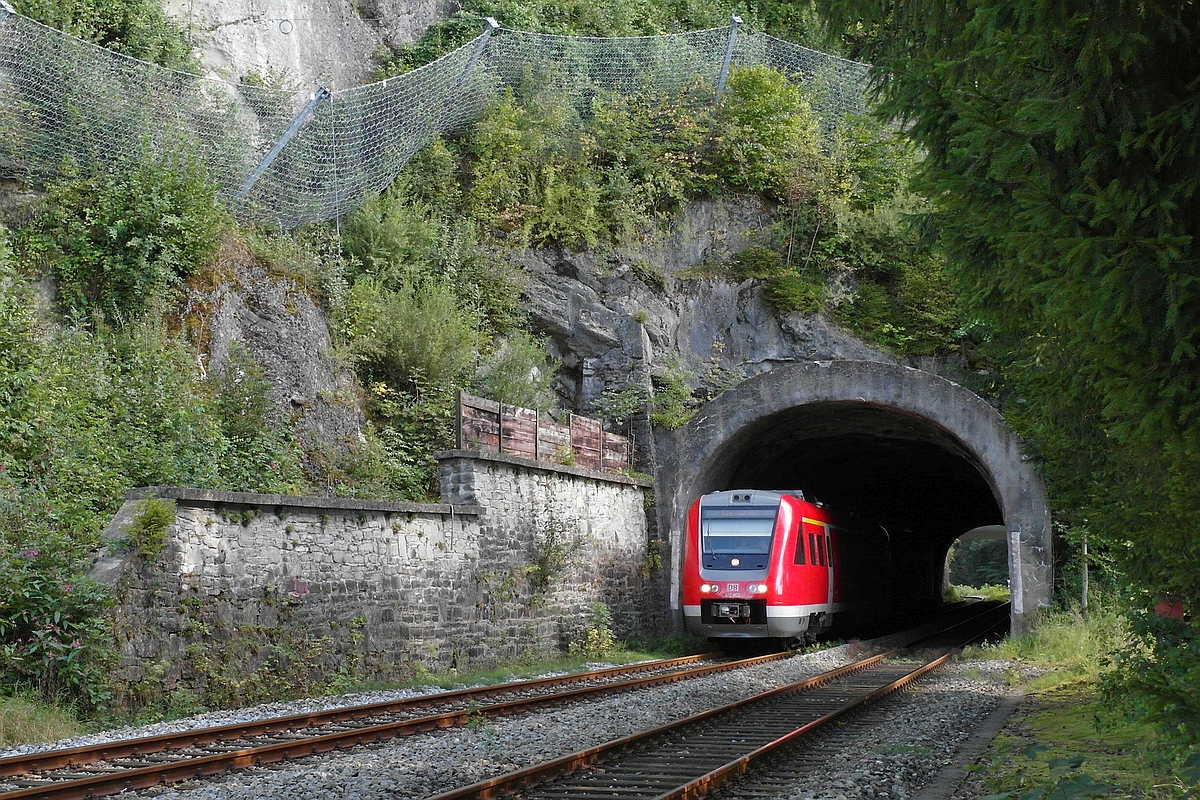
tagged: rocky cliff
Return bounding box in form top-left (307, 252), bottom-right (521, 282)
top-left (165, 0), bottom-right (453, 87)
top-left (189, 197), bottom-right (909, 478)
top-left (519, 197), bottom-right (896, 414)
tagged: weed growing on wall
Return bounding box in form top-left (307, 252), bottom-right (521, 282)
top-left (649, 356), bottom-right (699, 429)
top-left (122, 498), bottom-right (176, 559)
top-left (529, 510), bottom-right (583, 594)
top-left (568, 603), bottom-right (617, 658)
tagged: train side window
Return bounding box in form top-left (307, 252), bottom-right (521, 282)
top-left (826, 535), bottom-right (834, 566)
top-left (794, 530), bottom-right (806, 564)
top-left (807, 532), bottom-right (817, 565)
top-left (811, 533), bottom-right (825, 566)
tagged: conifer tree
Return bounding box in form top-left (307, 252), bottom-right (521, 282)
top-left (812, 0), bottom-right (1200, 750)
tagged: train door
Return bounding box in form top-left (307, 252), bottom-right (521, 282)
top-left (828, 525), bottom-right (840, 606)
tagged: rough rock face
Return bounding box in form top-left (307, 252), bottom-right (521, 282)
top-left (519, 196), bottom-right (897, 414)
top-left (165, 0), bottom-right (453, 88)
top-left (187, 243), bottom-right (365, 481)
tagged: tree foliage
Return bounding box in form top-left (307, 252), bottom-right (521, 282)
top-left (14, 0), bottom-right (197, 71)
top-left (375, 0), bottom-right (832, 78)
top-left (813, 0), bottom-right (1200, 752)
top-left (17, 157), bottom-right (226, 327)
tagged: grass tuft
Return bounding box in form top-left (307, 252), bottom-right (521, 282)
top-left (965, 608), bottom-right (1128, 689)
top-left (0, 695), bottom-right (83, 747)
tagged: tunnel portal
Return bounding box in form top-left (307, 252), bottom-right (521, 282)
top-left (655, 360), bottom-right (1051, 634)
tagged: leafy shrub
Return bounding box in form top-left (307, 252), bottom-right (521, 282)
top-left (15, 0), bottom-right (197, 71)
top-left (728, 245), bottom-right (786, 280)
top-left (764, 270), bottom-right (826, 313)
top-left (474, 331), bottom-right (560, 410)
top-left (568, 603), bottom-right (616, 658)
top-left (0, 543), bottom-right (114, 709)
top-left (341, 278), bottom-right (484, 393)
top-left (831, 115), bottom-right (914, 211)
top-left (711, 66), bottom-right (822, 198)
top-left (17, 157), bottom-right (226, 326)
top-left (463, 84), bottom-right (713, 248)
top-left (205, 342), bottom-right (306, 494)
top-left (340, 180), bottom-right (527, 336)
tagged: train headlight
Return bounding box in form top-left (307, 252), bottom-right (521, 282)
top-left (748, 583), bottom-right (768, 594)
top-left (699, 583), bottom-right (721, 594)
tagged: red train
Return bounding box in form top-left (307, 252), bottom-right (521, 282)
top-left (682, 489), bottom-right (885, 644)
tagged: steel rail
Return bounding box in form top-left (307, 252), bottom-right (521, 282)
top-left (653, 654), bottom-right (951, 800)
top-left (425, 602), bottom-right (1006, 800)
top-left (0, 652), bottom-right (791, 800)
top-left (0, 652), bottom-right (723, 779)
top-left (423, 652), bottom-right (894, 800)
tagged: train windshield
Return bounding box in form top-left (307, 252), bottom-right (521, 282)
top-left (700, 509), bottom-right (777, 555)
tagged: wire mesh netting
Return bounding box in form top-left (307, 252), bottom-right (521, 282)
top-left (0, 8), bottom-right (870, 229)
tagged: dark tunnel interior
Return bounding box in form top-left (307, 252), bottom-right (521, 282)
top-left (700, 401), bottom-right (1006, 620)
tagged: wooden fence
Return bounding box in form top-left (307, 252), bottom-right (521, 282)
top-left (456, 392), bottom-right (631, 474)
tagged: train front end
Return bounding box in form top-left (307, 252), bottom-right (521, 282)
top-left (681, 489), bottom-right (817, 641)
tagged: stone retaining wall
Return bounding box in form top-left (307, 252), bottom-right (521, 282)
top-left (94, 451), bottom-right (654, 702)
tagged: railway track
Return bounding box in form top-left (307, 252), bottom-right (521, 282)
top-left (0, 601), bottom-right (1007, 800)
top-left (0, 651), bottom-right (781, 800)
top-left (428, 601), bottom-right (1009, 800)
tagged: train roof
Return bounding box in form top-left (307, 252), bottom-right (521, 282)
top-left (699, 489), bottom-right (812, 507)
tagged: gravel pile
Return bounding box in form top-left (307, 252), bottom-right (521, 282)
top-left (3, 649), bottom-right (1028, 800)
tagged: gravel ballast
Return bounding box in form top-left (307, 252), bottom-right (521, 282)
top-left (2, 649), bottom-right (1026, 800)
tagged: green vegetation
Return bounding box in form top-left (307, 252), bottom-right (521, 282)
top-left (16, 157), bottom-right (226, 327)
top-left (967, 609), bottom-right (1127, 691)
top-left (567, 603), bottom-right (617, 658)
top-left (1, 5), bottom-right (1187, 791)
top-left (376, 0), bottom-right (832, 79)
top-left (14, 0), bottom-right (197, 71)
top-left (947, 539), bottom-right (1008, 588)
top-left (0, 35), bottom-right (960, 710)
top-left (945, 584), bottom-right (1009, 603)
top-left (962, 610), bottom-right (1200, 797)
top-left (122, 498), bottom-right (175, 558)
top-left (974, 686), bottom-right (1194, 800)
top-left (0, 694), bottom-right (84, 747)
top-left (816, 0), bottom-right (1200, 763)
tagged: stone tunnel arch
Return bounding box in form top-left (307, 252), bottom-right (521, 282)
top-left (654, 360), bottom-right (1052, 634)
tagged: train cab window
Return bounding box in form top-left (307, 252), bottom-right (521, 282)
top-left (700, 506), bottom-right (778, 570)
top-left (793, 528), bottom-right (806, 565)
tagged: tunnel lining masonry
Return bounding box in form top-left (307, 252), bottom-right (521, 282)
top-left (654, 360), bottom-right (1052, 635)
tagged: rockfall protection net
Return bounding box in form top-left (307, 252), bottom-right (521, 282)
top-left (0, 9), bottom-right (869, 230)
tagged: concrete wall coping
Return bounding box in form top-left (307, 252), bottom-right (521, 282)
top-left (434, 449), bottom-right (653, 488)
top-left (126, 486), bottom-right (482, 517)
